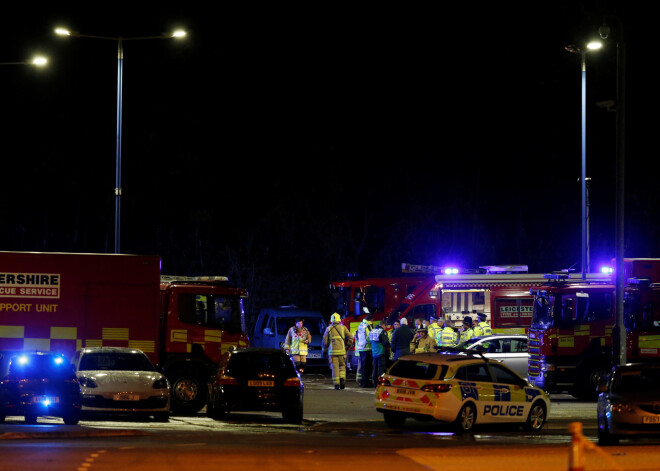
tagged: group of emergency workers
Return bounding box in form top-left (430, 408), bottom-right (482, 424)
top-left (285, 311), bottom-right (492, 390)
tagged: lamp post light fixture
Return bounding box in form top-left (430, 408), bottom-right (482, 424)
top-left (55, 27), bottom-right (186, 254)
top-left (0, 56), bottom-right (48, 66)
top-left (565, 40), bottom-right (602, 281)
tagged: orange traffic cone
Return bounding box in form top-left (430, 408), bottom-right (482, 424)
top-left (567, 422), bottom-right (585, 471)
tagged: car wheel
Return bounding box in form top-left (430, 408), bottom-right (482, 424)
top-left (24, 414), bottom-right (38, 424)
top-left (282, 405), bottom-right (303, 424)
top-left (598, 421), bottom-right (619, 446)
top-left (206, 392), bottom-right (229, 420)
top-left (153, 413), bottom-right (170, 423)
top-left (62, 410), bottom-right (81, 425)
top-left (454, 403), bottom-right (477, 433)
top-left (383, 410), bottom-right (407, 428)
top-left (524, 401), bottom-right (546, 431)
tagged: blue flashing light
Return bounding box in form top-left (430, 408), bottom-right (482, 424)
top-left (42, 398), bottom-right (51, 407)
top-left (601, 266), bottom-right (614, 274)
top-left (17, 355), bottom-right (29, 365)
top-left (444, 268), bottom-right (459, 275)
top-left (54, 356), bottom-right (64, 365)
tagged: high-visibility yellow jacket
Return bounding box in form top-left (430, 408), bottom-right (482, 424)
top-left (323, 323), bottom-right (354, 356)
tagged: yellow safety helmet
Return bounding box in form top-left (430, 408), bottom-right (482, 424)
top-left (330, 313), bottom-right (341, 323)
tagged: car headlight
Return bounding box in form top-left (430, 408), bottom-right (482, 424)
top-left (153, 377), bottom-right (169, 389)
top-left (78, 376), bottom-right (98, 388)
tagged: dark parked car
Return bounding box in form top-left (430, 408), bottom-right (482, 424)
top-left (0, 352), bottom-right (82, 424)
top-left (207, 348), bottom-right (304, 423)
top-left (597, 363), bottom-right (660, 445)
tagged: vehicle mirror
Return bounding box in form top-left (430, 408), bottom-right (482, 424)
top-left (263, 327), bottom-right (274, 336)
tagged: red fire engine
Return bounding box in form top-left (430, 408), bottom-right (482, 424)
top-left (387, 264), bottom-right (549, 334)
top-left (527, 258), bottom-right (660, 400)
top-left (330, 273), bottom-right (429, 367)
top-left (0, 251), bottom-right (249, 413)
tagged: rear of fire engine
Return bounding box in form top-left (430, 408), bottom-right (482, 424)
top-left (527, 259), bottom-right (660, 400)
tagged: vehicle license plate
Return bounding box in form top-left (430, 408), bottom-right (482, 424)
top-left (307, 353), bottom-right (321, 358)
top-left (113, 393), bottom-right (140, 401)
top-left (248, 380), bottom-right (274, 387)
top-left (643, 416), bottom-right (660, 424)
top-left (396, 388), bottom-right (416, 396)
top-left (32, 395), bottom-right (59, 404)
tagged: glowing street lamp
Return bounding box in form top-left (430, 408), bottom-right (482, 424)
top-left (0, 56), bottom-right (48, 66)
top-left (565, 40), bottom-right (602, 280)
top-left (55, 27), bottom-right (186, 254)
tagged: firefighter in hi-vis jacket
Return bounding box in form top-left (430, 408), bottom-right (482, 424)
top-left (322, 313), bottom-right (354, 390)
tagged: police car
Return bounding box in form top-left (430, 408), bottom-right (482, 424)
top-left (375, 352), bottom-right (549, 432)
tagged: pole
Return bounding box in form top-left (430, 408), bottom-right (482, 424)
top-left (614, 23), bottom-right (626, 366)
top-left (114, 38), bottom-right (124, 254)
top-left (581, 52), bottom-right (587, 281)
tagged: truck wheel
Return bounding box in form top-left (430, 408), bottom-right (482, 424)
top-left (170, 372), bottom-right (207, 414)
top-left (454, 403), bottom-right (477, 433)
top-left (524, 401), bottom-right (546, 431)
top-left (575, 362), bottom-right (609, 401)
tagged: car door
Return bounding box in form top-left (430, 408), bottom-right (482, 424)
top-left (486, 362), bottom-right (529, 423)
top-left (506, 338), bottom-right (529, 378)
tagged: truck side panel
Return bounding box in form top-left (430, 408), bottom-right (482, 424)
top-left (0, 252), bottom-right (161, 363)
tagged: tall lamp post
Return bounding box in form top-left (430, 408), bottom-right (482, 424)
top-left (565, 41), bottom-right (602, 280)
top-left (55, 28), bottom-right (186, 254)
top-left (598, 17), bottom-right (626, 366)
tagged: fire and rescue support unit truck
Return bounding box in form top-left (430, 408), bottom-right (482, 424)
top-left (527, 258), bottom-right (660, 400)
top-left (386, 264), bottom-right (550, 334)
top-left (0, 251), bottom-right (249, 414)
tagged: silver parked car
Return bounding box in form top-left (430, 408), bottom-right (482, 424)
top-left (457, 334), bottom-right (529, 378)
top-left (597, 363), bottom-right (660, 446)
top-left (72, 347), bottom-right (170, 421)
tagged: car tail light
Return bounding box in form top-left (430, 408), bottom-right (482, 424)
top-left (283, 377), bottom-right (301, 387)
top-left (421, 383), bottom-right (452, 393)
top-left (218, 376), bottom-right (238, 386)
top-left (376, 376), bottom-right (391, 387)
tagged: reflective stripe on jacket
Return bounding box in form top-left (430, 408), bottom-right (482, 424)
top-left (285, 327), bottom-right (310, 355)
top-left (323, 323), bottom-right (353, 356)
top-left (473, 321), bottom-right (492, 337)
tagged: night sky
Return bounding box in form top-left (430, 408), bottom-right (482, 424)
top-left (1, 2), bottom-right (657, 311)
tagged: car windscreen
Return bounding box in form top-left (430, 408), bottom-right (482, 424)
top-left (226, 352), bottom-right (294, 377)
top-left (612, 368), bottom-right (660, 394)
top-left (78, 352), bottom-right (156, 372)
top-left (9, 355), bottom-right (73, 379)
top-left (276, 317), bottom-right (325, 335)
top-left (387, 360), bottom-right (447, 380)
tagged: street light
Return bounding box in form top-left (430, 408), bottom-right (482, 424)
top-left (0, 56), bottom-right (48, 66)
top-left (55, 27), bottom-right (186, 254)
top-left (565, 40), bottom-right (602, 280)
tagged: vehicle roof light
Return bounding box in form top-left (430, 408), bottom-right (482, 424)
top-left (601, 266), bottom-right (614, 274)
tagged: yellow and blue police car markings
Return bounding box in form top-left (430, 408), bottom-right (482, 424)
top-left (525, 387), bottom-right (543, 402)
top-left (459, 381), bottom-right (479, 401)
top-left (493, 384), bottom-right (511, 402)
